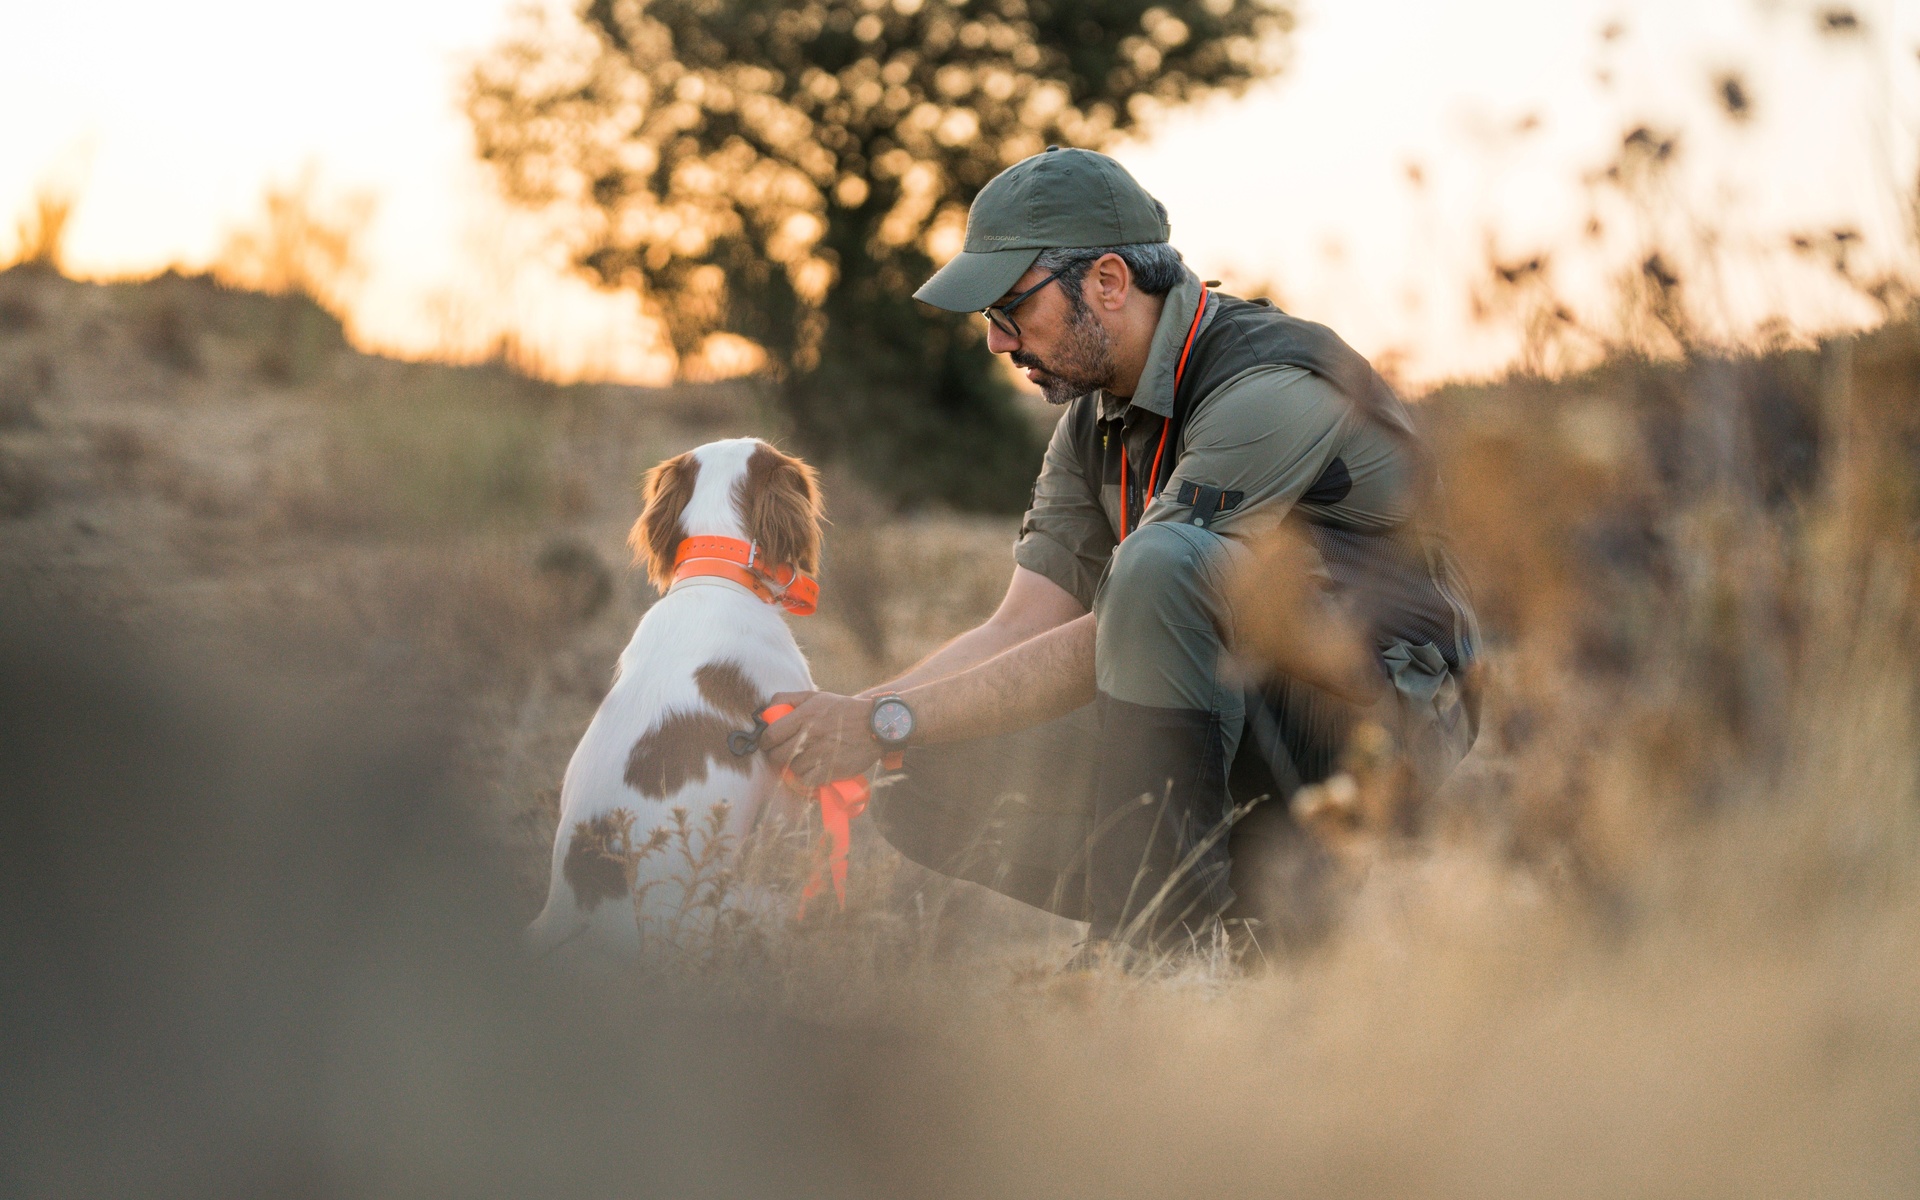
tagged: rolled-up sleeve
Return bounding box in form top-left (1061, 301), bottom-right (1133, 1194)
top-left (1140, 365), bottom-right (1354, 538)
top-left (1013, 411), bottom-right (1115, 611)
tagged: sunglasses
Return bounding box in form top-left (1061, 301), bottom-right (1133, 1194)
top-left (980, 270), bottom-right (1062, 338)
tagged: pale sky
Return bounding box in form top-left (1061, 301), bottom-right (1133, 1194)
top-left (3, 0), bottom-right (1915, 388)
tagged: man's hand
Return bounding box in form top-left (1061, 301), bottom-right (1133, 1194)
top-left (759, 691), bottom-right (883, 788)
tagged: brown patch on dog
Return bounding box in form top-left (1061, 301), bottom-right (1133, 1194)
top-left (736, 442), bottom-right (822, 576)
top-left (624, 709), bottom-right (750, 799)
top-left (630, 450), bottom-right (700, 592)
top-left (695, 659), bottom-right (764, 723)
top-left (563, 809), bottom-right (642, 912)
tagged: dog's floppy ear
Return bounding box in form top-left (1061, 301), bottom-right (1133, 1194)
top-left (630, 451), bottom-right (701, 592)
top-left (738, 443), bottom-right (822, 575)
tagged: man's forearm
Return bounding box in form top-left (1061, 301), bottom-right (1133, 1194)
top-left (898, 613), bottom-right (1096, 745)
top-left (861, 619), bottom-right (1033, 697)
top-left (862, 566), bottom-right (1087, 698)
top-left (758, 598), bottom-right (1091, 786)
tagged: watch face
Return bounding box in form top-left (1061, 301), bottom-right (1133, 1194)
top-left (872, 698), bottom-right (914, 745)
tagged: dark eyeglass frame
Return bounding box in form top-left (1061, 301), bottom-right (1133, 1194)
top-left (981, 270), bottom-right (1062, 338)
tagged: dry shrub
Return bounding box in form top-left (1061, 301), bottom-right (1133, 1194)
top-left (564, 808), bottom-right (650, 910)
top-left (335, 382), bottom-right (552, 530)
top-left (361, 550), bottom-right (568, 683)
top-left (89, 421), bottom-right (155, 486)
top-left (0, 354), bottom-right (51, 432)
top-left (1226, 520), bottom-right (1380, 705)
top-left (532, 536), bottom-right (613, 623)
top-left (237, 544), bottom-right (578, 703)
top-left (0, 450), bottom-right (47, 519)
top-left (0, 290), bottom-right (41, 333)
top-left (136, 300), bottom-right (202, 374)
top-left (0, 377), bottom-right (40, 431)
top-left (552, 465), bottom-right (595, 519)
top-left (11, 184), bottom-right (73, 273)
top-left (259, 451), bottom-right (380, 536)
top-left (214, 170), bottom-right (372, 312)
top-left (263, 372), bottom-right (556, 535)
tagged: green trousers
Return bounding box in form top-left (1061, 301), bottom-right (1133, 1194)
top-left (870, 521), bottom-right (1474, 934)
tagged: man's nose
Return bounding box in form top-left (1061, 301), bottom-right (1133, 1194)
top-left (985, 321), bottom-right (1019, 355)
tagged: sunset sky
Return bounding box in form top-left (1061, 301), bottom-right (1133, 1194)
top-left (3, 0), bottom-right (1915, 388)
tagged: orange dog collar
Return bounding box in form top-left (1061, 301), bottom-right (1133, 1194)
top-left (670, 536), bottom-right (820, 615)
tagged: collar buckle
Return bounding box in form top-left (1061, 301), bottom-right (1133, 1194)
top-left (741, 541), bottom-right (795, 601)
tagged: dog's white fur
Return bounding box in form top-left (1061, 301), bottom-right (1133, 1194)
top-left (527, 437), bottom-right (818, 963)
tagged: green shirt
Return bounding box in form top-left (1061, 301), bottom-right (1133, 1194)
top-left (1014, 274), bottom-right (1417, 612)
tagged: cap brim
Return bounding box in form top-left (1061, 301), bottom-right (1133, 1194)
top-left (912, 246), bottom-right (1044, 312)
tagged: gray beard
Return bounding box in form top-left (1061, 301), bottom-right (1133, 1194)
top-left (1014, 304), bottom-right (1115, 407)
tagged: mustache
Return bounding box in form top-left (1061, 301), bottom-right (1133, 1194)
top-left (1010, 351), bottom-right (1047, 372)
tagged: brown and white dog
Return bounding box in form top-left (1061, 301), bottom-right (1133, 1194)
top-left (528, 437), bottom-right (823, 962)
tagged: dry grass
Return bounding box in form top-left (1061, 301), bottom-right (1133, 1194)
top-left (592, 321), bottom-right (1920, 1197)
top-left (4, 264), bottom-right (1920, 1194)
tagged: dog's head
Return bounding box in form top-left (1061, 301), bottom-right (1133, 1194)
top-left (629, 438), bottom-right (824, 593)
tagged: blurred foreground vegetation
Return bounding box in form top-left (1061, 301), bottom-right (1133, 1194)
top-left (3, 260), bottom-right (1920, 1195)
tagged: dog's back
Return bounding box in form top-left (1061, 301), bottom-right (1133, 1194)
top-left (528, 438), bottom-right (822, 965)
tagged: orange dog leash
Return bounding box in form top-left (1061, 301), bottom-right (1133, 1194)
top-left (731, 703), bottom-right (901, 916)
top-left (672, 535), bottom-right (882, 911)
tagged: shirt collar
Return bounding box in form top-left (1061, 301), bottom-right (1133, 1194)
top-left (1096, 270), bottom-right (1205, 422)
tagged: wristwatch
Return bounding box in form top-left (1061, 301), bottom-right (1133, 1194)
top-left (869, 694), bottom-right (915, 748)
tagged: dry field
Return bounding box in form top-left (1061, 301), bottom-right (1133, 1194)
top-left (5, 264), bottom-right (1919, 1197)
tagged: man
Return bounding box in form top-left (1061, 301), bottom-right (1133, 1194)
top-left (762, 147), bottom-right (1479, 959)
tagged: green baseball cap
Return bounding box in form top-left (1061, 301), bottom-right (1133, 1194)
top-left (913, 146), bottom-right (1171, 313)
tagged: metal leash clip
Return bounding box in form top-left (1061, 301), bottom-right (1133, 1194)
top-left (728, 702), bottom-right (797, 757)
top-left (727, 713), bottom-right (771, 757)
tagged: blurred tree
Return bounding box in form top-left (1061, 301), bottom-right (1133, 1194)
top-left (468, 0), bottom-right (1290, 509)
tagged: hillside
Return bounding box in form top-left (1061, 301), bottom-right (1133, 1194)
top-left (0, 265), bottom-right (1021, 906)
top-left (8, 262), bottom-right (1919, 895)
top-left (7, 264), bottom-right (1917, 898)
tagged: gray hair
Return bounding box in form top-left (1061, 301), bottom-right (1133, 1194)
top-left (1035, 240), bottom-right (1188, 305)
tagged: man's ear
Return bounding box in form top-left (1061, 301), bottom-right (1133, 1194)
top-left (1089, 252), bottom-right (1133, 311)
top-left (630, 452), bottom-right (700, 592)
top-left (738, 443), bottom-right (822, 575)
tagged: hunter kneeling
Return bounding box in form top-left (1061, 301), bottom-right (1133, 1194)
top-left (760, 148), bottom-right (1482, 966)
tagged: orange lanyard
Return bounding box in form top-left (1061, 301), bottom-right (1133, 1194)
top-left (1118, 285), bottom-right (1209, 540)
